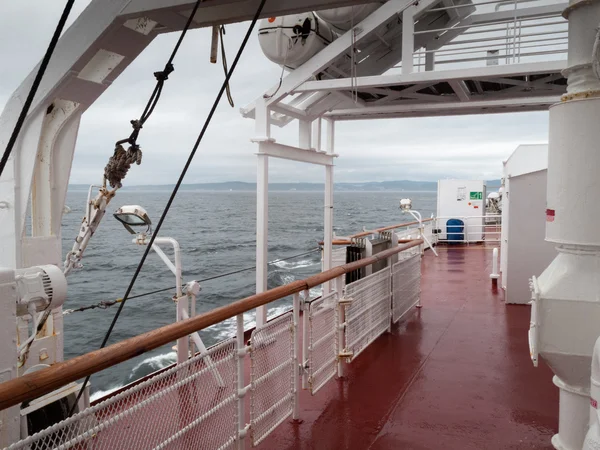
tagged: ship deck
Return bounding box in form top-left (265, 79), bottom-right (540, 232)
top-left (256, 243), bottom-right (558, 450)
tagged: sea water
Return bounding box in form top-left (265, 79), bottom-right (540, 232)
top-left (60, 190), bottom-right (436, 397)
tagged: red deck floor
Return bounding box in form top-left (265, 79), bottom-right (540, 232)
top-left (256, 244), bottom-right (558, 450)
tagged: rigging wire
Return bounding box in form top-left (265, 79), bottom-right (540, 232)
top-left (0, 0), bottom-right (75, 178)
top-left (69, 0), bottom-right (269, 415)
top-left (63, 247), bottom-right (321, 315)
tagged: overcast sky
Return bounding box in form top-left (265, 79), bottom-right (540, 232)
top-left (0, 1), bottom-right (550, 184)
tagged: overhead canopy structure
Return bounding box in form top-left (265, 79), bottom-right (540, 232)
top-left (242, 0), bottom-right (567, 124)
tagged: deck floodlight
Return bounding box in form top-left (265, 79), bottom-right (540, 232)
top-left (399, 198), bottom-right (413, 211)
top-left (114, 205), bottom-right (152, 235)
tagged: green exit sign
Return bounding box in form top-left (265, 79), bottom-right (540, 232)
top-left (470, 191), bottom-right (483, 200)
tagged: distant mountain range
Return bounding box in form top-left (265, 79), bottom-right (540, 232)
top-left (69, 180), bottom-right (501, 192)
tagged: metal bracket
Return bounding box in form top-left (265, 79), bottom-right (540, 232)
top-left (338, 297), bottom-right (353, 305)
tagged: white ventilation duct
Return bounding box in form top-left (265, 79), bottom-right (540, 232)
top-left (529, 1), bottom-right (600, 449)
top-left (583, 336), bottom-right (600, 449)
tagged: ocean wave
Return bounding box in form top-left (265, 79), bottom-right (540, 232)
top-left (271, 259), bottom-right (318, 270)
top-left (126, 352), bottom-right (177, 383)
top-left (90, 386), bottom-right (119, 402)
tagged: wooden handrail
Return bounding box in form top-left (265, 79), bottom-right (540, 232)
top-left (349, 217), bottom-right (434, 239)
top-left (320, 238), bottom-right (416, 246)
top-left (0, 239), bottom-right (423, 410)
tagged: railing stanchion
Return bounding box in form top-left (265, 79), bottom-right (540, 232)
top-left (236, 314), bottom-right (246, 450)
top-left (335, 275), bottom-right (346, 378)
top-left (292, 293), bottom-right (301, 420)
top-left (302, 291), bottom-right (309, 390)
top-left (176, 295), bottom-right (189, 364)
top-left (387, 256), bottom-right (393, 332)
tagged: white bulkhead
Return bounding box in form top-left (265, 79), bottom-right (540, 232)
top-left (258, 13), bottom-right (337, 69)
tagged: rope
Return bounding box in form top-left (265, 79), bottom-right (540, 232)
top-left (104, 0), bottom-right (203, 189)
top-left (69, 0), bottom-right (268, 416)
top-left (63, 247), bottom-right (321, 315)
top-left (219, 25), bottom-right (235, 107)
top-left (103, 144), bottom-right (143, 189)
top-left (0, 0), bottom-right (75, 178)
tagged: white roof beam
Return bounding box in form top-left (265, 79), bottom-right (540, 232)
top-left (469, 3), bottom-right (567, 25)
top-left (448, 80), bottom-right (472, 102)
top-left (257, 141), bottom-right (336, 166)
top-left (327, 95), bottom-right (560, 119)
top-left (122, 0), bottom-right (377, 28)
top-left (241, 0), bottom-right (415, 116)
top-left (294, 60), bottom-right (567, 92)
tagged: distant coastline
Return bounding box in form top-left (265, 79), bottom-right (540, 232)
top-left (68, 180), bottom-right (501, 192)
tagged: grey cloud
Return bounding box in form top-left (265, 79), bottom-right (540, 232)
top-left (2, 2), bottom-right (550, 185)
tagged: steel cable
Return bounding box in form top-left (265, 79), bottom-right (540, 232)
top-left (63, 247), bottom-right (321, 315)
top-left (0, 0), bottom-right (75, 178)
top-left (69, 0), bottom-right (268, 415)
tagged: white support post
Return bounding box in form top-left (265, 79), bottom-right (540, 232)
top-left (365, 239), bottom-right (373, 276)
top-left (292, 293), bottom-right (301, 420)
top-left (254, 96), bottom-right (271, 142)
top-left (313, 118), bottom-right (322, 152)
top-left (425, 45), bottom-right (435, 71)
top-left (402, 6), bottom-right (415, 74)
top-left (299, 120), bottom-right (312, 150)
top-left (324, 119), bottom-right (335, 295)
top-left (236, 314), bottom-right (246, 450)
top-left (256, 154), bottom-right (269, 328)
top-left (254, 96), bottom-right (271, 329)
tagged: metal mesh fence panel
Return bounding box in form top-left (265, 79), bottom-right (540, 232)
top-left (308, 292), bottom-right (338, 395)
top-left (392, 254), bottom-right (422, 324)
top-left (249, 312), bottom-right (294, 446)
top-left (8, 339), bottom-right (238, 450)
top-left (332, 247), bottom-right (347, 268)
top-left (343, 268), bottom-right (391, 361)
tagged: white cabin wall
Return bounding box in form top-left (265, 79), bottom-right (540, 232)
top-left (505, 170), bottom-right (556, 304)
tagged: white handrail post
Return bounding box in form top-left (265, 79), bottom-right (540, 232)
top-left (408, 210), bottom-right (438, 257)
top-left (292, 292), bottom-right (301, 420)
top-left (236, 314), bottom-right (246, 450)
top-left (387, 256), bottom-right (393, 333)
top-left (335, 275), bottom-right (346, 378)
top-left (302, 290), bottom-right (309, 390)
top-left (189, 291), bottom-right (197, 356)
top-left (176, 295), bottom-right (189, 364)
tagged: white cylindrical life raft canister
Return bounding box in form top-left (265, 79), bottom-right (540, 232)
top-left (258, 13), bottom-right (337, 69)
top-left (315, 3), bottom-right (382, 32)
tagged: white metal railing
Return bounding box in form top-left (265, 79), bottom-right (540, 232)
top-left (342, 269), bottom-right (392, 361)
top-left (7, 338), bottom-right (239, 450)
top-left (6, 241), bottom-right (427, 450)
top-left (436, 215), bottom-right (502, 243)
top-left (398, 0), bottom-right (568, 72)
top-left (392, 253), bottom-right (422, 323)
top-left (303, 291), bottom-right (338, 395)
top-left (249, 312), bottom-right (295, 446)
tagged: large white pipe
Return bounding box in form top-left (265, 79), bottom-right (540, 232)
top-left (532, 1), bottom-right (600, 449)
top-left (583, 336), bottom-right (600, 449)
